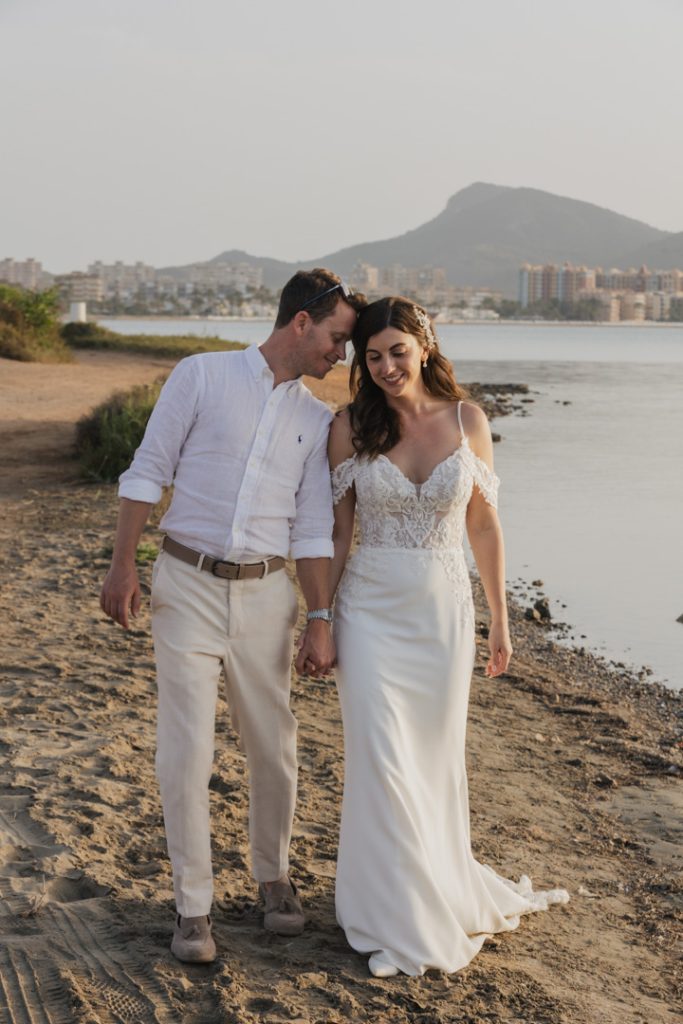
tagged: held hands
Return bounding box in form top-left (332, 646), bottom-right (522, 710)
top-left (295, 619), bottom-right (336, 678)
top-left (100, 560), bottom-right (141, 629)
top-left (486, 621), bottom-right (512, 678)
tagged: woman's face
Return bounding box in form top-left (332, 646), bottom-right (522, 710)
top-left (364, 327), bottom-right (425, 398)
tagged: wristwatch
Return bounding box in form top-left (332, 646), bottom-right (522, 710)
top-left (306, 608), bottom-right (333, 623)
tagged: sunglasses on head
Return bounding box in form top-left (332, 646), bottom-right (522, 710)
top-left (299, 280), bottom-right (352, 311)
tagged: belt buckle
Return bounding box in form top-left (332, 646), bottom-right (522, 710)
top-left (211, 558), bottom-right (270, 580)
top-left (211, 559), bottom-right (234, 579)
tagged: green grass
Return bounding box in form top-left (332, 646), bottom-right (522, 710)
top-left (61, 321), bottom-right (245, 358)
top-left (135, 541), bottom-right (159, 564)
top-left (97, 541), bottom-right (160, 563)
top-left (75, 379), bottom-right (166, 482)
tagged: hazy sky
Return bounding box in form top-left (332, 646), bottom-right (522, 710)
top-left (2, 0), bottom-right (682, 272)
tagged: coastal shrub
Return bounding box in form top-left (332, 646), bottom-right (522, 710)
top-left (0, 285), bottom-right (72, 362)
top-left (61, 321), bottom-right (119, 347)
top-left (0, 323), bottom-right (32, 361)
top-left (75, 379), bottom-right (165, 482)
top-left (62, 320), bottom-right (245, 358)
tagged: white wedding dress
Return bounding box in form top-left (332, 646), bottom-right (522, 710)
top-left (331, 404), bottom-right (568, 977)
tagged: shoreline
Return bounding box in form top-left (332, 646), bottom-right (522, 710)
top-left (508, 575), bottom-right (678, 694)
top-left (1, 350), bottom-right (681, 1022)
top-left (1, 350), bottom-right (677, 691)
top-left (95, 313), bottom-right (683, 328)
top-left (1, 350), bottom-right (674, 687)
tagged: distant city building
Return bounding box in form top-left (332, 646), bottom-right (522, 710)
top-left (349, 261), bottom-right (379, 293)
top-left (54, 272), bottom-right (104, 303)
top-left (379, 263), bottom-right (421, 294)
top-left (518, 262), bottom-right (597, 306)
top-left (599, 294), bottom-right (621, 322)
top-left (618, 292), bottom-right (646, 321)
top-left (187, 261), bottom-right (263, 292)
top-left (0, 257), bottom-right (43, 290)
top-left (645, 292), bottom-right (673, 320)
top-left (519, 261), bottom-right (683, 320)
top-left (88, 260), bottom-right (156, 296)
top-left (347, 260), bottom-right (476, 307)
top-left (595, 265), bottom-right (683, 293)
top-left (82, 259), bottom-right (264, 305)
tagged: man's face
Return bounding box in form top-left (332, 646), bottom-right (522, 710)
top-left (296, 298), bottom-right (357, 379)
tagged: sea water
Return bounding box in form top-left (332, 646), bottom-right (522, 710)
top-left (101, 318), bottom-right (683, 689)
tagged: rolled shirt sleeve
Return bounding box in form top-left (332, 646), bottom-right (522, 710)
top-left (118, 357), bottom-right (200, 505)
top-left (290, 411), bottom-right (334, 560)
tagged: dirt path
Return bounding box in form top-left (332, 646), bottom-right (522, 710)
top-left (0, 351), bottom-right (177, 497)
top-left (0, 352), bottom-right (681, 1024)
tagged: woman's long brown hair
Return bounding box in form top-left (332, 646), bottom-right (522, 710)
top-left (348, 296), bottom-right (469, 458)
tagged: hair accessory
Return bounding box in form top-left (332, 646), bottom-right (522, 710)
top-left (414, 306), bottom-right (436, 351)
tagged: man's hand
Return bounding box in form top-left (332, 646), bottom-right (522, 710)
top-left (100, 498), bottom-right (153, 629)
top-left (100, 560), bottom-right (142, 629)
top-left (295, 619), bottom-right (336, 677)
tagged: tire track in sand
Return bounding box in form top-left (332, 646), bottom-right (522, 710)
top-left (0, 790), bottom-right (181, 1023)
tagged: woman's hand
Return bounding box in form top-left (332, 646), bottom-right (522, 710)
top-left (295, 620), bottom-right (336, 677)
top-left (486, 621), bottom-right (512, 678)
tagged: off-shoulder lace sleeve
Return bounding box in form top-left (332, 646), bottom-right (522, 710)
top-left (331, 456), bottom-right (357, 505)
top-left (460, 442), bottom-right (500, 508)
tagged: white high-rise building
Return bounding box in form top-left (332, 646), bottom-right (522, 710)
top-left (0, 258), bottom-right (43, 290)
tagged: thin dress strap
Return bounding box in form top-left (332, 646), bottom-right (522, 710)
top-left (457, 400), bottom-right (465, 438)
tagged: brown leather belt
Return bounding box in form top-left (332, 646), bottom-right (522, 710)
top-left (162, 536), bottom-right (285, 580)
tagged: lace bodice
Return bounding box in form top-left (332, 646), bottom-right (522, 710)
top-left (331, 435), bottom-right (499, 554)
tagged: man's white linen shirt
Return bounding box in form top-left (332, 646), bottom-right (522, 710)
top-left (118, 345), bottom-right (334, 561)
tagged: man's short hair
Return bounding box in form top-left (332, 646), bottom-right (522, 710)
top-left (275, 268), bottom-right (366, 327)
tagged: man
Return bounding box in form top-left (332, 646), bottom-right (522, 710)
top-left (100, 268), bottom-right (363, 963)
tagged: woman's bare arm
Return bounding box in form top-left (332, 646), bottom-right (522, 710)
top-left (462, 402), bottom-right (512, 677)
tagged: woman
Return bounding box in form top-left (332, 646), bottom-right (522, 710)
top-left (328, 297), bottom-right (567, 978)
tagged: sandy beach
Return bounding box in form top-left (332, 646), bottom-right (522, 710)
top-left (0, 351), bottom-right (681, 1024)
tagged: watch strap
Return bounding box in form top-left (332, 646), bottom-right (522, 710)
top-left (306, 608), bottom-right (333, 623)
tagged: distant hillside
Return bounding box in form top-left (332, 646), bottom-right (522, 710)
top-left (312, 183), bottom-right (669, 294)
top-left (157, 251), bottom-right (297, 290)
top-left (161, 183), bottom-right (674, 296)
top-left (157, 248), bottom-right (295, 290)
top-left (208, 249), bottom-right (295, 283)
top-left (621, 231), bottom-right (683, 273)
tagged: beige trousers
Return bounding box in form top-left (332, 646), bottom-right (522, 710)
top-left (151, 550), bottom-right (300, 917)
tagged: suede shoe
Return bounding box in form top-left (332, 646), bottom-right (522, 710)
top-left (259, 877), bottom-right (305, 936)
top-left (171, 914), bottom-right (216, 963)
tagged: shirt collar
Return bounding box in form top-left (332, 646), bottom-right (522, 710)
top-left (245, 342), bottom-right (272, 380)
top-left (246, 342), bottom-right (305, 392)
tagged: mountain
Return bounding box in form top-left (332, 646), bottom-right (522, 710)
top-left (208, 249), bottom-right (295, 282)
top-left (157, 248), bottom-right (295, 290)
top-left (620, 231), bottom-right (683, 273)
top-left (162, 184), bottom-right (674, 296)
top-left (311, 183), bottom-right (669, 294)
